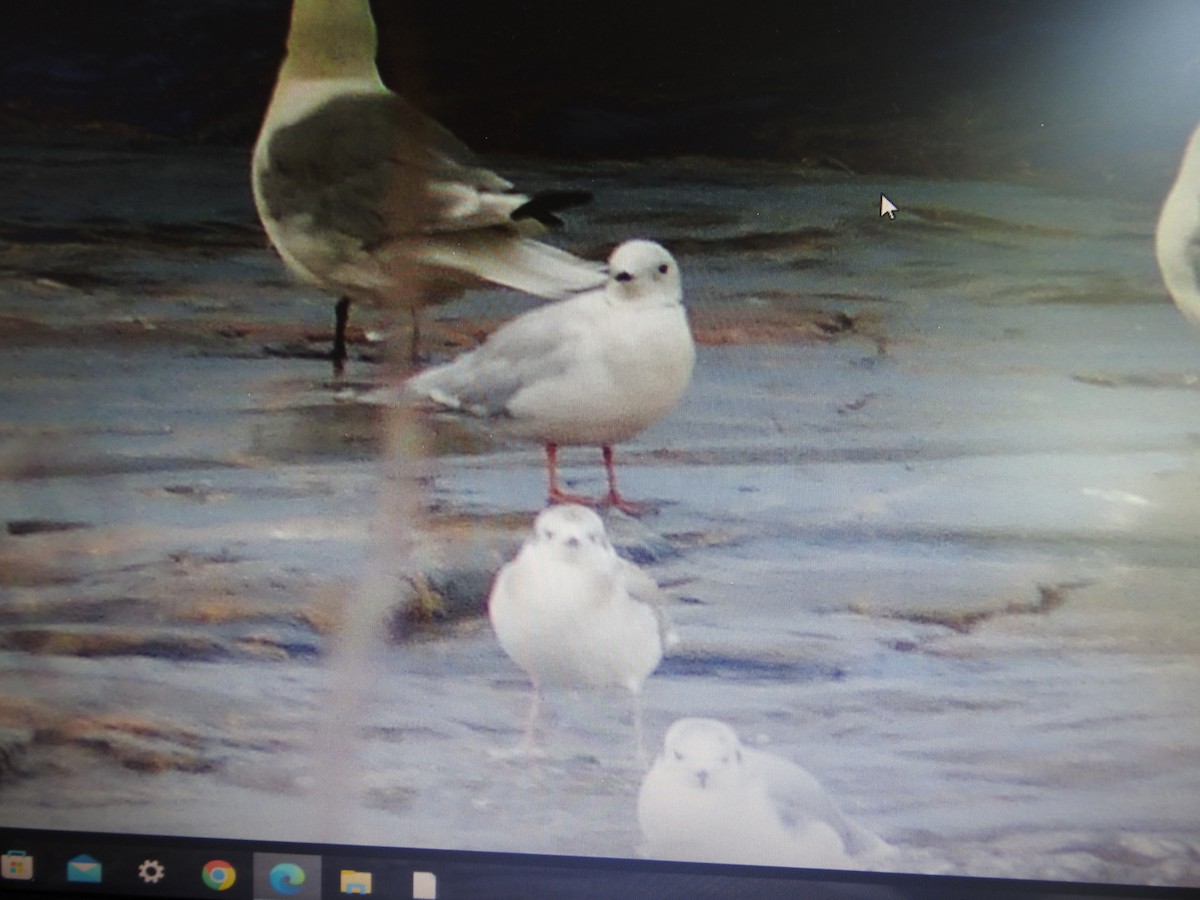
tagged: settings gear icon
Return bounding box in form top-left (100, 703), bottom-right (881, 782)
top-left (138, 859), bottom-right (166, 884)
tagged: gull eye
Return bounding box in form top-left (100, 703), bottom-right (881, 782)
top-left (673, 750), bottom-right (684, 761)
top-left (542, 529), bottom-right (555, 541)
top-left (615, 271), bottom-right (633, 282)
top-left (658, 263), bottom-right (669, 274)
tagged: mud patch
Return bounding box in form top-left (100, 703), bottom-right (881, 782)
top-left (853, 582), bottom-right (1085, 635)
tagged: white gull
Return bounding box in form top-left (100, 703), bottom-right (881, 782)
top-left (637, 718), bottom-right (897, 870)
top-left (1156, 121), bottom-right (1200, 326)
top-left (487, 504), bottom-right (678, 755)
top-left (406, 239), bottom-right (695, 512)
top-left (251, 0), bottom-right (604, 370)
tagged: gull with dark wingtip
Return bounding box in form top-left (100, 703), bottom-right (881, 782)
top-left (252, 0), bottom-right (604, 370)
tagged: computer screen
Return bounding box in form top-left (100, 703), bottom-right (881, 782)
top-left (1, 1), bottom-right (1198, 898)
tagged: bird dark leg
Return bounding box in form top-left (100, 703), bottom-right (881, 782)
top-left (332, 296), bottom-right (351, 375)
top-left (545, 443), bottom-right (598, 507)
top-left (602, 445), bottom-right (655, 515)
top-left (409, 307), bottom-right (422, 367)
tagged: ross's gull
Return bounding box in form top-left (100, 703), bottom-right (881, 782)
top-left (487, 504), bottom-right (678, 755)
top-left (1156, 122), bottom-right (1200, 326)
top-left (252, 0), bottom-right (605, 370)
top-left (407, 240), bottom-right (695, 513)
top-left (637, 718), bottom-right (896, 870)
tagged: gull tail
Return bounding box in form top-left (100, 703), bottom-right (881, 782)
top-left (512, 190), bottom-right (595, 228)
top-left (841, 820), bottom-right (898, 861)
top-left (423, 234), bottom-right (607, 300)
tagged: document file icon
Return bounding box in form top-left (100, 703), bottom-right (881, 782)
top-left (412, 871), bottom-right (437, 900)
top-left (339, 870), bottom-right (372, 894)
top-left (67, 854), bottom-right (103, 883)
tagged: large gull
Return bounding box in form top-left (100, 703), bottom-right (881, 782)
top-left (637, 718), bottom-right (896, 870)
top-left (487, 504), bottom-right (678, 755)
top-left (1156, 121), bottom-right (1200, 326)
top-left (252, 0), bottom-right (605, 370)
top-left (406, 239), bottom-right (695, 512)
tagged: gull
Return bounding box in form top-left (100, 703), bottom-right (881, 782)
top-left (487, 504), bottom-right (679, 756)
top-left (1156, 121), bottom-right (1200, 327)
top-left (637, 718), bottom-right (896, 870)
top-left (252, 0), bottom-right (605, 371)
top-left (406, 240), bottom-right (695, 513)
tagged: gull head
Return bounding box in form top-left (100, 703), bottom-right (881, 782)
top-left (529, 504), bottom-right (615, 562)
top-left (606, 240), bottom-right (682, 307)
top-left (660, 718), bottom-right (746, 791)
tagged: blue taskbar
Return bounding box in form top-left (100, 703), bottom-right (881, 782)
top-left (0, 829), bottom-right (1193, 900)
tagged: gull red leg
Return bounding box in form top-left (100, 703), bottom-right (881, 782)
top-left (545, 443), bottom-right (598, 506)
top-left (602, 445), bottom-right (654, 515)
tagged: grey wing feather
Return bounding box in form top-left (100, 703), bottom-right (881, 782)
top-left (620, 558), bottom-right (680, 652)
top-left (750, 750), bottom-right (886, 856)
top-left (259, 92), bottom-right (518, 247)
top-left (406, 298), bottom-right (588, 417)
top-left (419, 231), bottom-right (606, 300)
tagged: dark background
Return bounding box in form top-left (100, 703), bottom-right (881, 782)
top-left (2, 0), bottom-right (1200, 190)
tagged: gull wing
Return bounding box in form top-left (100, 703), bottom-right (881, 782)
top-left (747, 748), bottom-right (889, 857)
top-left (619, 558), bottom-right (680, 652)
top-left (406, 290), bottom-right (603, 417)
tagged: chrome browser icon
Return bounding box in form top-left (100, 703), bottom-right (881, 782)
top-left (202, 860), bottom-right (236, 891)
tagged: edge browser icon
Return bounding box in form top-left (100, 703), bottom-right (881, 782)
top-left (67, 854), bottom-right (103, 883)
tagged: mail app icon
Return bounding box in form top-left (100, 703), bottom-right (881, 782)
top-left (67, 854), bottom-right (103, 883)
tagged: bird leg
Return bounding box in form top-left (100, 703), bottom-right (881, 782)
top-left (602, 445), bottom-right (655, 516)
top-left (520, 687), bottom-right (542, 748)
top-left (332, 296), bottom-right (351, 375)
top-left (545, 443), bottom-right (599, 506)
top-left (514, 686), bottom-right (550, 758)
top-left (409, 307), bottom-right (422, 367)
top-left (632, 691), bottom-right (649, 766)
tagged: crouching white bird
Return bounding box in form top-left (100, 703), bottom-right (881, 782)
top-left (1156, 121), bottom-right (1200, 327)
top-left (252, 0), bottom-right (604, 370)
top-left (407, 240), bottom-right (695, 513)
top-left (487, 504), bottom-right (679, 755)
top-left (637, 718), bottom-right (896, 870)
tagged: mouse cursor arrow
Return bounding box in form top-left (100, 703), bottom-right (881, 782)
top-left (880, 194), bottom-right (898, 219)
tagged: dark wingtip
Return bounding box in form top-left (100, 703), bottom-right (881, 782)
top-left (511, 190), bottom-right (594, 227)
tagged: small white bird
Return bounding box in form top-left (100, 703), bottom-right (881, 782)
top-left (252, 0), bottom-right (605, 370)
top-left (1156, 121), bottom-right (1200, 326)
top-left (487, 504), bottom-right (678, 755)
top-left (407, 240), bottom-right (695, 513)
top-left (637, 718), bottom-right (896, 870)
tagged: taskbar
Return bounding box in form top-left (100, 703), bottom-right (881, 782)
top-left (0, 828), bottom-right (1193, 900)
